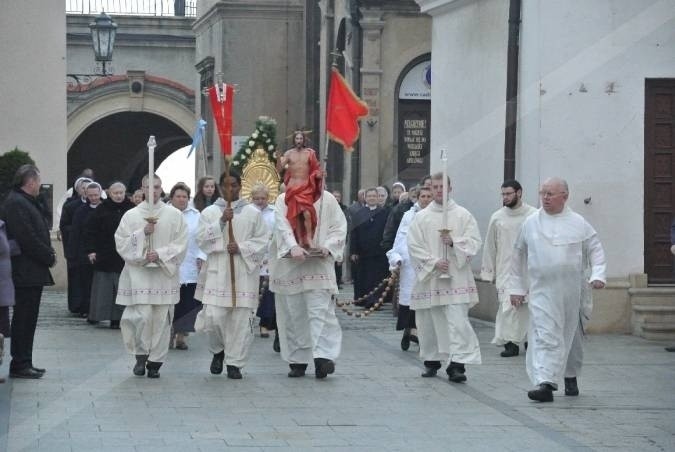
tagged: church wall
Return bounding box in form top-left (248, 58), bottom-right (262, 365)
top-left (379, 15), bottom-right (432, 188)
top-left (67, 15), bottom-right (197, 91)
top-left (0, 1), bottom-right (67, 199)
top-left (420, 0), bottom-right (510, 261)
top-left (517, 0), bottom-right (675, 280)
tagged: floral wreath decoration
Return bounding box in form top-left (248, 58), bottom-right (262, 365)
top-left (231, 116), bottom-right (278, 169)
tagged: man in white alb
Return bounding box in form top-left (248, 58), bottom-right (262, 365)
top-left (509, 177), bottom-right (606, 402)
top-left (481, 179), bottom-right (536, 357)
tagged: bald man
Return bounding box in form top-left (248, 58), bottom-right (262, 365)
top-left (509, 177), bottom-right (606, 402)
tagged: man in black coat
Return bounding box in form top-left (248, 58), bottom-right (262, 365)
top-left (349, 188), bottom-right (389, 308)
top-left (1, 165), bottom-right (56, 379)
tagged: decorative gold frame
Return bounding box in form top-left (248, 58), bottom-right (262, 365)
top-left (240, 147), bottom-right (280, 203)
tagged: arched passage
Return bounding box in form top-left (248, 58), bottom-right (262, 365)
top-left (68, 112), bottom-right (191, 190)
top-left (67, 73), bottom-right (195, 190)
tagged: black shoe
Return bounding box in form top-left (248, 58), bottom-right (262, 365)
top-left (528, 383), bottom-right (554, 402)
top-left (500, 342), bottom-right (519, 357)
top-left (288, 363), bottom-right (307, 377)
top-left (273, 332), bottom-right (281, 353)
top-left (401, 330), bottom-right (411, 351)
top-left (314, 358), bottom-right (335, 379)
top-left (133, 355), bottom-right (148, 376)
top-left (10, 368), bottom-right (43, 379)
top-left (146, 361), bottom-right (161, 379)
top-left (564, 377), bottom-right (579, 396)
top-left (30, 365), bottom-right (46, 374)
top-left (226, 365), bottom-right (242, 379)
top-left (110, 320), bottom-right (120, 329)
top-left (409, 335), bottom-right (419, 344)
top-left (421, 360), bottom-right (441, 378)
top-left (86, 319), bottom-right (99, 325)
top-left (446, 362), bottom-right (467, 383)
top-left (210, 351), bottom-right (224, 375)
top-left (524, 341), bottom-right (528, 351)
top-left (421, 367), bottom-right (438, 377)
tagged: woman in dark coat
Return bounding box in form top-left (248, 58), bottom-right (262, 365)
top-left (83, 182), bottom-right (134, 327)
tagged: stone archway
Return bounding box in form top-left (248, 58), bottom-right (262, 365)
top-left (67, 73), bottom-right (195, 189)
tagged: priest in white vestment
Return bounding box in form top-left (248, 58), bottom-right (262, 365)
top-left (407, 173), bottom-right (482, 383)
top-left (509, 177), bottom-right (606, 402)
top-left (115, 175), bottom-right (188, 378)
top-left (269, 190), bottom-right (347, 379)
top-left (194, 173), bottom-right (268, 379)
top-left (480, 180), bottom-right (536, 357)
top-left (386, 186), bottom-right (432, 351)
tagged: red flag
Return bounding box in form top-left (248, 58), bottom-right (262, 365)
top-left (208, 83), bottom-right (235, 156)
top-left (326, 67), bottom-right (369, 152)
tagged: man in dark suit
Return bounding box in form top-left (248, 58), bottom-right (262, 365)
top-left (2, 165), bottom-right (56, 378)
top-left (350, 188), bottom-right (389, 308)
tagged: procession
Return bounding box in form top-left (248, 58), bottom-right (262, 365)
top-left (1, 0), bottom-right (674, 450)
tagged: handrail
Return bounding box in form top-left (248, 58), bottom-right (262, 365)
top-left (65, 0), bottom-right (197, 17)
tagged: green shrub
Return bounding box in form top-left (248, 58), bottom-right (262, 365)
top-left (0, 148), bottom-right (35, 202)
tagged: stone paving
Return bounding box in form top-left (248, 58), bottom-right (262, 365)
top-left (0, 289), bottom-right (674, 451)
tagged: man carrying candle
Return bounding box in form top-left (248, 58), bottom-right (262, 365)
top-left (407, 172), bottom-right (482, 382)
top-left (115, 174), bottom-right (188, 378)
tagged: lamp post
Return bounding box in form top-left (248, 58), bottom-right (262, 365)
top-left (89, 11), bottom-right (117, 76)
top-left (67, 11), bottom-right (117, 86)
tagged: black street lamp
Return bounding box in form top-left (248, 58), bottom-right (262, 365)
top-left (89, 11), bottom-right (117, 76)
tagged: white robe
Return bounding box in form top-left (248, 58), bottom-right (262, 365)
top-left (480, 203), bottom-right (536, 345)
top-left (269, 191), bottom-right (347, 363)
top-left (194, 198), bottom-right (268, 309)
top-left (115, 201), bottom-right (188, 362)
top-left (386, 204), bottom-right (420, 307)
top-left (407, 200), bottom-right (482, 365)
top-left (509, 207), bottom-right (606, 388)
top-left (115, 201), bottom-right (188, 305)
top-left (193, 198), bottom-right (269, 368)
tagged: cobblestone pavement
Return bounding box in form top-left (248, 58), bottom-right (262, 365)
top-left (0, 289), bottom-right (674, 451)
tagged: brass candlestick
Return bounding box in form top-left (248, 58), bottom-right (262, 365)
top-left (438, 228), bottom-right (452, 279)
top-left (143, 216), bottom-right (159, 268)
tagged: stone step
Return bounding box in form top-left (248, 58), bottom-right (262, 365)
top-left (630, 286), bottom-right (675, 340)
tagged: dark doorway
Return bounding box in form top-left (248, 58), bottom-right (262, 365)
top-left (68, 112), bottom-right (191, 192)
top-left (644, 79), bottom-right (675, 284)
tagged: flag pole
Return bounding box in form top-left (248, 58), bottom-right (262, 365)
top-left (315, 51), bottom-right (342, 248)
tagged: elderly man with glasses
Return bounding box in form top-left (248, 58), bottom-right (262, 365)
top-left (509, 177), bottom-right (606, 402)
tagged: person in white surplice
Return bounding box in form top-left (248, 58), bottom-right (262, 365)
top-left (269, 190), bottom-right (347, 379)
top-left (509, 177), bottom-right (606, 402)
top-left (194, 172), bottom-right (268, 379)
top-left (480, 180), bottom-right (536, 358)
top-left (407, 173), bottom-right (482, 383)
top-left (386, 186), bottom-right (432, 351)
top-left (115, 174), bottom-right (188, 379)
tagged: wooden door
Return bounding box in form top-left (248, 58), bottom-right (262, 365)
top-left (644, 79), bottom-right (675, 284)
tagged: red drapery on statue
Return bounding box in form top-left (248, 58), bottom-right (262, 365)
top-left (284, 149), bottom-right (322, 248)
top-left (208, 83), bottom-right (235, 156)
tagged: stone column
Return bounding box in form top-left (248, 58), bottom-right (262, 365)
top-left (358, 7), bottom-right (384, 188)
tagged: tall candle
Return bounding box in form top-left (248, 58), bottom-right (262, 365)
top-left (441, 149), bottom-right (448, 229)
top-left (147, 135), bottom-right (156, 205)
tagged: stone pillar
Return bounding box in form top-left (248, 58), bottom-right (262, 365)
top-left (358, 8), bottom-right (384, 188)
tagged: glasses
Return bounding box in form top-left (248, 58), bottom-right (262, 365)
top-left (539, 191), bottom-right (566, 199)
